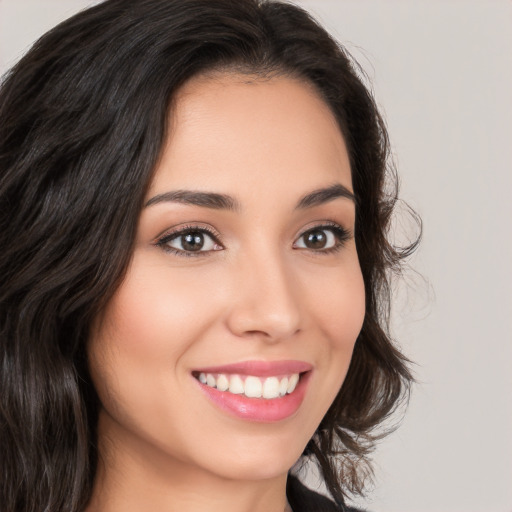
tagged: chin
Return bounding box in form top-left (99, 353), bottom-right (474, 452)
top-left (193, 428), bottom-right (309, 482)
top-left (205, 452), bottom-right (300, 482)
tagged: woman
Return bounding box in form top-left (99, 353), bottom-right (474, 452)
top-left (0, 1), bottom-right (417, 511)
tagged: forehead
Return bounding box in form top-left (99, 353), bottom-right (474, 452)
top-left (149, 73), bottom-right (352, 201)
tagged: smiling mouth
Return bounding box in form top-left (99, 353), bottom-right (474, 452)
top-left (192, 372), bottom-right (303, 400)
top-left (192, 361), bottom-right (312, 421)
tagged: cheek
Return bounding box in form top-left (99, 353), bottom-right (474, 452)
top-left (87, 259), bottom-right (224, 415)
top-left (307, 255), bottom-right (366, 347)
top-left (305, 254), bottom-right (366, 384)
top-left (93, 262), bottom-right (219, 363)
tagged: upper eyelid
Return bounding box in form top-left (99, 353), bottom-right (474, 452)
top-left (155, 224), bottom-right (222, 244)
top-left (156, 221), bottom-right (349, 240)
top-left (297, 221), bottom-right (352, 238)
top-left (155, 221), bottom-right (351, 253)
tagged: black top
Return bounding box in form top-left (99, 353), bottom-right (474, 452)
top-left (286, 475), bottom-right (366, 512)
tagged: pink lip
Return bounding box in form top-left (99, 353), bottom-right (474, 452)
top-left (193, 360), bottom-right (313, 377)
top-left (192, 360), bottom-right (313, 423)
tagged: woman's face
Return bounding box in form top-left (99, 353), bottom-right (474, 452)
top-left (88, 73), bottom-right (365, 483)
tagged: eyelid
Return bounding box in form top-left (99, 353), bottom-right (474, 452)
top-left (293, 221), bottom-right (352, 252)
top-left (153, 220), bottom-right (352, 257)
top-left (154, 223), bottom-right (224, 256)
top-left (296, 220), bottom-right (352, 238)
top-left (154, 222), bottom-right (222, 243)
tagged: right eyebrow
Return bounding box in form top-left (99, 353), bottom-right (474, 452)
top-left (144, 190), bottom-right (241, 212)
top-left (294, 183), bottom-right (356, 210)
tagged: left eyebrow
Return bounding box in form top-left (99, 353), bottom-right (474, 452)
top-left (144, 190), bottom-right (241, 211)
top-left (294, 183), bottom-right (355, 210)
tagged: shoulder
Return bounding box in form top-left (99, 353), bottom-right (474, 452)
top-left (286, 475), bottom-right (368, 512)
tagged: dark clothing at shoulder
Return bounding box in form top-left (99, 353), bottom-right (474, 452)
top-left (286, 475), bottom-right (367, 512)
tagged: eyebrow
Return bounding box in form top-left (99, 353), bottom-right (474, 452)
top-left (294, 183), bottom-right (355, 209)
top-left (145, 190), bottom-right (241, 211)
top-left (144, 183), bottom-right (355, 211)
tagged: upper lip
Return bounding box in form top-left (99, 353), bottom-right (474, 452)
top-left (192, 360), bottom-right (313, 377)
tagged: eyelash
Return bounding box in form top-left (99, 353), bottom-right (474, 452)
top-left (296, 222), bottom-right (351, 256)
top-left (155, 224), bottom-right (222, 258)
top-left (155, 222), bottom-right (351, 258)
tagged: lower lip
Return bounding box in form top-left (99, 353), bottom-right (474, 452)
top-left (195, 372), bottom-right (311, 422)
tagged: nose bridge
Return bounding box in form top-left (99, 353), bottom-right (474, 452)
top-left (227, 242), bottom-right (302, 341)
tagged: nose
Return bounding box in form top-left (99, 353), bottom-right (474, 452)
top-left (225, 249), bottom-right (302, 342)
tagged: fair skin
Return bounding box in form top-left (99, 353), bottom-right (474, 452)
top-left (86, 73), bottom-right (365, 512)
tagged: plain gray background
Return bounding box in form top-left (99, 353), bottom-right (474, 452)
top-left (1, 1), bottom-right (511, 511)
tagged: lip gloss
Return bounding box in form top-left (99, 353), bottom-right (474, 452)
top-left (192, 360), bottom-right (312, 422)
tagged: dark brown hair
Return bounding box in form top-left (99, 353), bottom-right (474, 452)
top-left (0, 1), bottom-right (419, 510)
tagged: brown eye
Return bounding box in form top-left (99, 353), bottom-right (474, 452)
top-left (294, 225), bottom-right (348, 252)
top-left (180, 232), bottom-right (205, 251)
top-left (161, 229), bottom-right (220, 254)
top-left (303, 229), bottom-right (329, 249)
top-left (296, 228), bottom-right (335, 250)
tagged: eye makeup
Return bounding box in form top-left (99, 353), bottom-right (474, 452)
top-left (154, 220), bottom-right (352, 258)
top-left (155, 224), bottom-right (223, 257)
top-left (293, 221), bottom-right (352, 256)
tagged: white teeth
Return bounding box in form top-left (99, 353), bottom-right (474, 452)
top-left (262, 377), bottom-right (280, 399)
top-left (198, 372), bottom-right (301, 399)
top-left (229, 375), bottom-right (244, 394)
top-left (279, 377), bottom-right (289, 397)
top-left (287, 373), bottom-right (299, 394)
top-left (216, 374), bottom-right (229, 391)
top-left (244, 376), bottom-right (262, 398)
